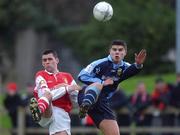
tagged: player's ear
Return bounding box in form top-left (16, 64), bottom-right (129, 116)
top-left (124, 50), bottom-right (127, 56)
top-left (56, 58), bottom-right (59, 64)
top-left (42, 60), bottom-right (45, 67)
top-left (109, 47), bottom-right (112, 53)
top-left (124, 47), bottom-right (127, 56)
top-left (124, 52), bottom-right (127, 58)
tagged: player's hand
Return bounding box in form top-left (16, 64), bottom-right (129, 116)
top-left (135, 49), bottom-right (147, 65)
top-left (103, 78), bottom-right (114, 86)
top-left (67, 84), bottom-right (82, 91)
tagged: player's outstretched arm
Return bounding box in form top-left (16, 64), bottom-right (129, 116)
top-left (51, 84), bottom-right (81, 101)
top-left (135, 49), bottom-right (147, 65)
top-left (67, 84), bottom-right (82, 92)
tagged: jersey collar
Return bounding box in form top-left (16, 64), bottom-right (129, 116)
top-left (44, 70), bottom-right (59, 75)
top-left (107, 55), bottom-right (124, 66)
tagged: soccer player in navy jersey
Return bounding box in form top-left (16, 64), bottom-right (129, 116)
top-left (78, 40), bottom-right (147, 135)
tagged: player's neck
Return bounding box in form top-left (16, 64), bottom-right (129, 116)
top-left (53, 69), bottom-right (59, 74)
top-left (45, 69), bottom-right (59, 74)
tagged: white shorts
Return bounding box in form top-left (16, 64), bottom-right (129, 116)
top-left (39, 106), bottom-right (71, 135)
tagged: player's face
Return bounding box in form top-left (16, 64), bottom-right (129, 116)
top-left (109, 45), bottom-right (126, 64)
top-left (42, 53), bottom-right (59, 73)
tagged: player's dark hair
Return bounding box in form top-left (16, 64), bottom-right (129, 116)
top-left (42, 49), bottom-right (58, 58)
top-left (155, 77), bottom-right (164, 84)
top-left (110, 39), bottom-right (127, 50)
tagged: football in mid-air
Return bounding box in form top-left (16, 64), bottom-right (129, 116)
top-left (93, 1), bottom-right (113, 22)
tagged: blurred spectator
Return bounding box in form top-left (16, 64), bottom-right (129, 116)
top-left (129, 81), bottom-right (152, 135)
top-left (170, 73), bottom-right (180, 131)
top-left (21, 82), bottom-right (39, 129)
top-left (70, 113), bottom-right (81, 127)
top-left (151, 78), bottom-right (171, 110)
top-left (170, 73), bottom-right (180, 108)
top-left (3, 82), bottom-right (22, 135)
top-left (109, 89), bottom-right (132, 135)
top-left (110, 88), bottom-right (129, 110)
top-left (81, 115), bottom-right (97, 135)
top-left (151, 78), bottom-right (172, 135)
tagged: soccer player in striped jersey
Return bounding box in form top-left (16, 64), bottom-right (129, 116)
top-left (78, 40), bottom-right (146, 135)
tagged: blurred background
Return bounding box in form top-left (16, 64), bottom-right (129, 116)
top-left (0, 0), bottom-right (177, 135)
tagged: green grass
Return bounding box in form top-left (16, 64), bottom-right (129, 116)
top-left (0, 73), bottom-right (176, 129)
top-left (0, 94), bottom-right (4, 105)
top-left (0, 95), bottom-right (12, 129)
top-left (120, 73), bottom-right (176, 95)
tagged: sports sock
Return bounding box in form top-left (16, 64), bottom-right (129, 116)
top-left (83, 86), bottom-right (100, 105)
top-left (38, 97), bottom-right (49, 113)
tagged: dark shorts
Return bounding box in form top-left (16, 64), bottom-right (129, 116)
top-left (78, 89), bottom-right (116, 128)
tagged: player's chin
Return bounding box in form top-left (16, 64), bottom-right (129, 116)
top-left (45, 67), bottom-right (54, 73)
top-left (113, 59), bottom-right (120, 64)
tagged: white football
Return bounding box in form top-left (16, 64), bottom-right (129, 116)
top-left (93, 1), bottom-right (113, 22)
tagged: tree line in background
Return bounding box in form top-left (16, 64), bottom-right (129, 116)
top-left (0, 0), bottom-right (90, 83)
top-left (60, 0), bottom-right (175, 74)
top-left (0, 0), bottom-right (175, 80)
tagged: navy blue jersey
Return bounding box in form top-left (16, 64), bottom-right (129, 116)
top-left (78, 55), bottom-right (142, 99)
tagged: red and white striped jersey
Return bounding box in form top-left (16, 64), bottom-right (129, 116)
top-left (34, 70), bottom-right (76, 112)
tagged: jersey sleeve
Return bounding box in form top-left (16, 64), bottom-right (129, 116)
top-left (120, 63), bottom-right (142, 82)
top-left (35, 74), bottom-right (51, 98)
top-left (68, 76), bottom-right (79, 107)
top-left (51, 87), bottom-right (67, 101)
top-left (78, 61), bottom-right (103, 85)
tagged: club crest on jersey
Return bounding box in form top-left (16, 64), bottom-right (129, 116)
top-left (40, 80), bottom-right (46, 85)
top-left (63, 78), bottom-right (68, 84)
top-left (117, 68), bottom-right (122, 76)
top-left (95, 67), bottom-right (100, 74)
